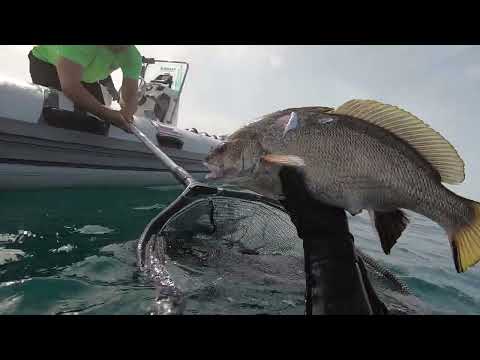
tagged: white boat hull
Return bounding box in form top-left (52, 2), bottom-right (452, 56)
top-left (0, 77), bottom-right (221, 190)
top-left (0, 164), bottom-right (209, 190)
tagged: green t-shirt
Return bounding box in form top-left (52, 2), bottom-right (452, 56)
top-left (32, 45), bottom-right (142, 83)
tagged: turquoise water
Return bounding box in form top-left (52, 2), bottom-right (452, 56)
top-left (1, 186), bottom-right (480, 315)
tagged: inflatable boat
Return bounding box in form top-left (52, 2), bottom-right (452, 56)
top-left (0, 58), bottom-right (221, 190)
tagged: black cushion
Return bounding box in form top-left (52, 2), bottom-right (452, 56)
top-left (42, 108), bottom-right (109, 136)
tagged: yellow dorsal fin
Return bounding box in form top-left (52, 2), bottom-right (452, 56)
top-left (333, 99), bottom-right (465, 185)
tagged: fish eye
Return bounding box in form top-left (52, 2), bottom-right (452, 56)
top-left (217, 142), bottom-right (228, 154)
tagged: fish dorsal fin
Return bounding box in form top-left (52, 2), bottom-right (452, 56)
top-left (333, 99), bottom-right (465, 185)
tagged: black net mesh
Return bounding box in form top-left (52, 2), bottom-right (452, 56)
top-left (138, 185), bottom-right (428, 315)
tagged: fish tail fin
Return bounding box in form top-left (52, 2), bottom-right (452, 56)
top-left (450, 201), bottom-right (480, 273)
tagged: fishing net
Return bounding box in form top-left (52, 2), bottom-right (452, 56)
top-left (137, 183), bottom-right (427, 315)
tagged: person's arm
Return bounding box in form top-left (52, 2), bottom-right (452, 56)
top-left (118, 46), bottom-right (142, 121)
top-left (119, 77), bottom-right (138, 121)
top-left (56, 57), bottom-right (131, 132)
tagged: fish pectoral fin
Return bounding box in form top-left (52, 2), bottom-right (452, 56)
top-left (261, 154), bottom-right (305, 167)
top-left (369, 209), bottom-right (409, 255)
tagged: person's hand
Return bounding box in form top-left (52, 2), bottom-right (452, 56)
top-left (102, 108), bottom-right (132, 133)
top-left (120, 107), bottom-right (135, 125)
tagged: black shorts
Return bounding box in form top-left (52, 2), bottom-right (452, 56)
top-left (28, 50), bottom-right (105, 105)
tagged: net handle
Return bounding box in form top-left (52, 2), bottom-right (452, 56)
top-left (131, 122), bottom-right (195, 187)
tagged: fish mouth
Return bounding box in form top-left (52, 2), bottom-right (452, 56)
top-left (203, 163), bottom-right (224, 180)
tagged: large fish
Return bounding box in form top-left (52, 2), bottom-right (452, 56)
top-left (205, 100), bottom-right (480, 273)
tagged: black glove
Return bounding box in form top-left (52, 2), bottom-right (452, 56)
top-left (278, 166), bottom-right (354, 258)
top-left (278, 166), bottom-right (384, 315)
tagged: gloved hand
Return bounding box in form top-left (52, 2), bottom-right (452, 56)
top-left (278, 166), bottom-right (354, 256)
top-left (278, 166), bottom-right (381, 315)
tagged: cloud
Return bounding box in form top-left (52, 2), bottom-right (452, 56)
top-left (465, 64), bottom-right (480, 80)
top-left (269, 54), bottom-right (284, 69)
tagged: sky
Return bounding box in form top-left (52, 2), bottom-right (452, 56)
top-left (1, 45), bottom-right (479, 199)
